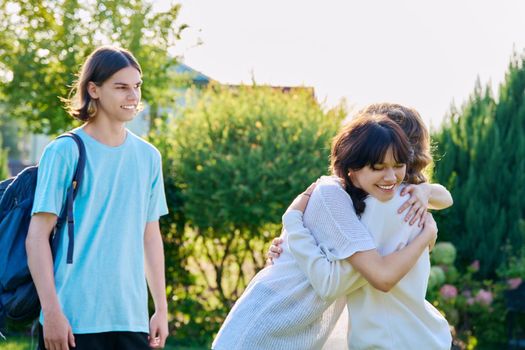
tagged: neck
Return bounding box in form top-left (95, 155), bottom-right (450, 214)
top-left (82, 116), bottom-right (127, 147)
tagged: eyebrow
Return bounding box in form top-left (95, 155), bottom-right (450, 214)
top-left (114, 81), bottom-right (143, 86)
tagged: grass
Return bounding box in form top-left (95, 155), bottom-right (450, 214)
top-left (0, 336), bottom-right (209, 350)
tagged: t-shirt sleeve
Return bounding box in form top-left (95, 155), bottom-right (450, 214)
top-left (303, 182), bottom-right (376, 260)
top-left (146, 152), bottom-right (169, 222)
top-left (31, 140), bottom-right (77, 216)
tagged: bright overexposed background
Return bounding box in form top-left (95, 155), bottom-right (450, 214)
top-left (156, 0), bottom-right (525, 128)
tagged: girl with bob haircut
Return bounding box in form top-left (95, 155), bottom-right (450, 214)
top-left (212, 113), bottom-right (443, 350)
top-left (268, 103), bottom-right (453, 349)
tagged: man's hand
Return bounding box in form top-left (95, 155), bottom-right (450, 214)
top-left (43, 308), bottom-right (75, 350)
top-left (149, 310), bottom-right (169, 348)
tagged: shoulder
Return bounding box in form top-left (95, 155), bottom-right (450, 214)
top-left (314, 176), bottom-right (352, 202)
top-left (41, 134), bottom-right (80, 162)
top-left (127, 130), bottom-right (162, 161)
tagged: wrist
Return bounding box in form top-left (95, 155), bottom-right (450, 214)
top-left (154, 303), bottom-right (168, 315)
top-left (42, 302), bottom-right (62, 317)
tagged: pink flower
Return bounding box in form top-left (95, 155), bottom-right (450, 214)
top-left (462, 290), bottom-right (472, 298)
top-left (440, 284), bottom-right (458, 299)
top-left (507, 277), bottom-right (523, 290)
top-left (467, 297), bottom-right (475, 305)
top-left (469, 260), bottom-right (480, 272)
top-left (475, 289), bottom-right (493, 306)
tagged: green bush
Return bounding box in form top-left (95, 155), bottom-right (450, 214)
top-left (427, 242), bottom-right (508, 348)
top-left (150, 84), bottom-right (345, 345)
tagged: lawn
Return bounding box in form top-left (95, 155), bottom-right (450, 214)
top-left (0, 336), bottom-right (209, 350)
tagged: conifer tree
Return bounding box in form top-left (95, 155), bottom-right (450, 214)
top-left (433, 53), bottom-right (525, 277)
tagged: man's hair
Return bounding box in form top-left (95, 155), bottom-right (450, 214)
top-left (62, 46), bottom-right (142, 121)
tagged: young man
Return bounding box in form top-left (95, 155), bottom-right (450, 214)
top-left (26, 46), bottom-right (169, 350)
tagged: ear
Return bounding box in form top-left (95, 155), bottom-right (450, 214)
top-left (87, 81), bottom-right (99, 99)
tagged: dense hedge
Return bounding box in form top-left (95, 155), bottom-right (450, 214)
top-left (150, 84), bottom-right (345, 345)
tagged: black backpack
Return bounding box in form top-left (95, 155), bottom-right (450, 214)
top-left (0, 132), bottom-right (86, 329)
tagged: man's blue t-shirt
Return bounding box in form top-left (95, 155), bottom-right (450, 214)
top-left (31, 127), bottom-right (169, 334)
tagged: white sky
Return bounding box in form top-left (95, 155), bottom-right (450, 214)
top-left (157, 0), bottom-right (525, 129)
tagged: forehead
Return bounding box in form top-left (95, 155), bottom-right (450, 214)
top-left (376, 147), bottom-right (399, 164)
top-left (107, 66), bottom-right (141, 84)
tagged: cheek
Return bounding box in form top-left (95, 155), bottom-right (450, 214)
top-left (396, 168), bottom-right (406, 180)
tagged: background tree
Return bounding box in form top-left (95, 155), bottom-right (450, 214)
top-left (150, 84), bottom-right (346, 345)
top-left (0, 0), bottom-right (187, 134)
top-left (0, 135), bottom-right (8, 179)
top-left (433, 52), bottom-right (525, 277)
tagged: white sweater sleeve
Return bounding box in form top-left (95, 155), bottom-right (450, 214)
top-left (283, 210), bottom-right (368, 302)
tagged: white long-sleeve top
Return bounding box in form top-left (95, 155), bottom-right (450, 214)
top-left (212, 176), bottom-right (376, 350)
top-left (287, 176), bottom-right (452, 349)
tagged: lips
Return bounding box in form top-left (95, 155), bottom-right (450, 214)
top-left (121, 105), bottom-right (136, 110)
top-left (376, 184), bottom-right (395, 190)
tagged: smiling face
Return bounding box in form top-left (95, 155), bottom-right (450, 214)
top-left (88, 66), bottom-right (142, 123)
top-left (350, 146), bottom-right (406, 202)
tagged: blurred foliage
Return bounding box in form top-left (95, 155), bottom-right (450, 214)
top-left (149, 84), bottom-right (345, 345)
top-left (0, 134), bottom-right (8, 178)
top-left (432, 52), bottom-right (525, 278)
top-left (0, 0), bottom-right (187, 134)
top-left (426, 242), bottom-right (508, 349)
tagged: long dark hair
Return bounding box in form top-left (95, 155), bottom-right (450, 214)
top-left (330, 113), bottom-right (412, 215)
top-left (362, 103), bottom-right (431, 184)
top-left (62, 46), bottom-right (142, 121)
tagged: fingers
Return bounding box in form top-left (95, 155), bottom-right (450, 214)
top-left (272, 237), bottom-right (283, 246)
top-left (404, 201), bottom-right (419, 223)
top-left (398, 196), bottom-right (414, 214)
top-left (400, 184), bottom-right (414, 196)
top-left (305, 181), bottom-right (317, 194)
top-left (266, 251), bottom-right (279, 260)
top-left (68, 328), bottom-right (76, 348)
top-left (269, 245), bottom-right (282, 254)
top-left (149, 325), bottom-right (160, 348)
top-left (409, 206), bottom-right (426, 226)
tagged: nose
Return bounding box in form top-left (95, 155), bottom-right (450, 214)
top-left (384, 167), bottom-right (396, 182)
top-left (128, 88), bottom-right (139, 101)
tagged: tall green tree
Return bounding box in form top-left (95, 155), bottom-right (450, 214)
top-left (0, 0), bottom-right (186, 134)
top-left (433, 53), bottom-right (525, 277)
top-left (150, 84), bottom-right (345, 344)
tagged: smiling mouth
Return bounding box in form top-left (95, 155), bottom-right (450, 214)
top-left (376, 184), bottom-right (396, 190)
top-left (121, 105), bottom-right (136, 110)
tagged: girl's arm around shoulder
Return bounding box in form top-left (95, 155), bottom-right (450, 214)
top-left (284, 210), bottom-right (367, 301)
top-left (345, 213), bottom-right (438, 292)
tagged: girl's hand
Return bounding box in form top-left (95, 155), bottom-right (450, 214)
top-left (266, 181), bottom-right (317, 265)
top-left (421, 212), bottom-right (438, 251)
top-left (286, 181), bottom-right (317, 213)
top-left (398, 183), bottom-right (431, 226)
top-left (266, 237), bottom-right (283, 266)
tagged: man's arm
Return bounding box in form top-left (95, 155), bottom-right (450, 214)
top-left (144, 221), bottom-right (168, 349)
top-left (26, 213), bottom-right (76, 350)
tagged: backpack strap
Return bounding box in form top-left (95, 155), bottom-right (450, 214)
top-left (54, 132), bottom-right (86, 264)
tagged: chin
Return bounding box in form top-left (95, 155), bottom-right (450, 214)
top-left (373, 190), bottom-right (396, 202)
